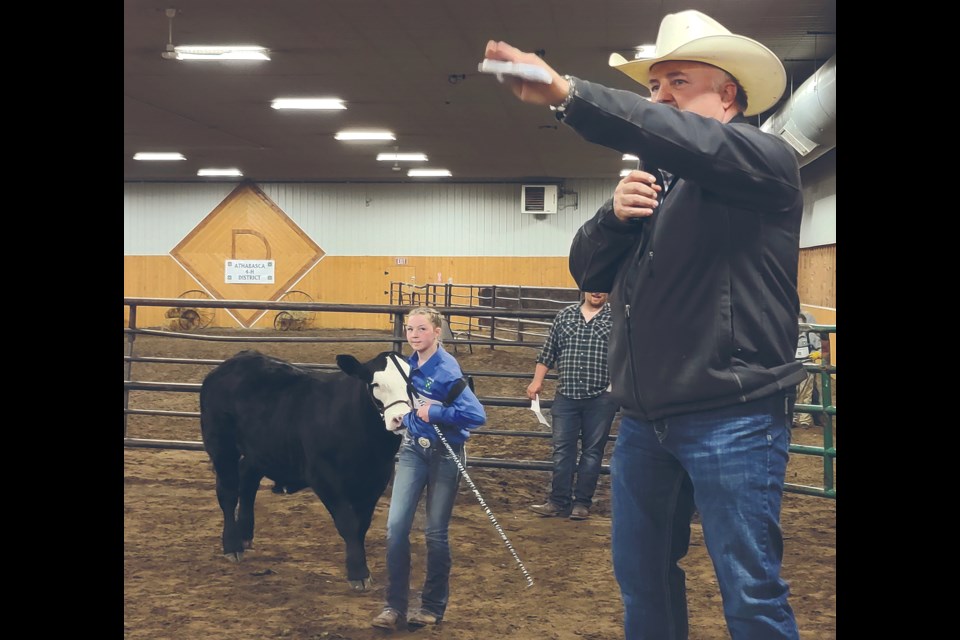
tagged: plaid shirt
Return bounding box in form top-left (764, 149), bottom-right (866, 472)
top-left (537, 302), bottom-right (613, 400)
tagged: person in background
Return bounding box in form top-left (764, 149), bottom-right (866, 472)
top-left (526, 291), bottom-right (618, 521)
top-left (793, 311), bottom-right (823, 428)
top-left (371, 307), bottom-right (486, 632)
top-left (482, 9), bottom-right (805, 639)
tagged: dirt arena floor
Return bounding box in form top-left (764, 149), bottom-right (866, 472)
top-left (124, 327), bottom-right (836, 639)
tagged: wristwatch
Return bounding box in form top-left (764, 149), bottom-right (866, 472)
top-left (549, 75), bottom-right (576, 121)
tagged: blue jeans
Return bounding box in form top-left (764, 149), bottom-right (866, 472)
top-left (548, 391), bottom-right (618, 509)
top-left (384, 435), bottom-right (465, 618)
top-left (611, 392), bottom-right (799, 640)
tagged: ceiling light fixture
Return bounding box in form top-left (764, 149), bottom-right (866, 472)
top-left (408, 169), bottom-right (452, 177)
top-left (633, 44), bottom-right (656, 60)
top-left (271, 98), bottom-right (345, 110)
top-left (377, 153), bottom-right (428, 162)
top-left (161, 9), bottom-right (269, 61)
top-left (134, 152), bottom-right (186, 161)
top-left (197, 168), bottom-right (244, 177)
top-left (173, 45), bottom-right (270, 61)
top-left (335, 130), bottom-right (395, 141)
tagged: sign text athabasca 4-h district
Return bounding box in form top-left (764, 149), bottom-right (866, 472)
top-left (225, 260), bottom-right (275, 284)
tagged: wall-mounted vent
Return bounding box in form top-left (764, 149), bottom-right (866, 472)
top-left (521, 184), bottom-right (558, 214)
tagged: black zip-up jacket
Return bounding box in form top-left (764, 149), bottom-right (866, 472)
top-left (565, 78), bottom-right (808, 421)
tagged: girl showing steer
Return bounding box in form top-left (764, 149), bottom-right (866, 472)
top-left (371, 307), bottom-right (486, 632)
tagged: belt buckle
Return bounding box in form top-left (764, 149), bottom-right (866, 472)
top-left (417, 436), bottom-right (431, 448)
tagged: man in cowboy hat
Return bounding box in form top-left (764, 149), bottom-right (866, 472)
top-left (483, 9), bottom-right (804, 640)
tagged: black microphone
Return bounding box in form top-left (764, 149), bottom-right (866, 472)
top-left (626, 155), bottom-right (644, 224)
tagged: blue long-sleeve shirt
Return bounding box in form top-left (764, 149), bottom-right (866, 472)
top-left (401, 346), bottom-right (486, 445)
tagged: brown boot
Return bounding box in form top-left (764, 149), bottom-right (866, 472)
top-left (569, 504), bottom-right (590, 520)
top-left (529, 501), bottom-right (570, 517)
top-left (408, 609), bottom-right (441, 628)
top-left (371, 608), bottom-right (406, 631)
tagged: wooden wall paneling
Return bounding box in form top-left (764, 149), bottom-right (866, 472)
top-left (798, 245), bottom-right (836, 309)
top-left (126, 255), bottom-right (577, 330)
top-left (169, 184), bottom-right (324, 327)
top-left (797, 244), bottom-right (837, 364)
top-left (123, 256), bottom-right (220, 328)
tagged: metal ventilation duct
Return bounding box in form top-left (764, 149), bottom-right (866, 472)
top-left (761, 55), bottom-right (836, 167)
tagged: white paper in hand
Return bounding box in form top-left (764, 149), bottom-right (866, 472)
top-left (530, 394), bottom-right (550, 427)
top-left (477, 59), bottom-right (553, 84)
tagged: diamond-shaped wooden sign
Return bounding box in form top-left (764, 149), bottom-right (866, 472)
top-left (170, 183), bottom-right (324, 327)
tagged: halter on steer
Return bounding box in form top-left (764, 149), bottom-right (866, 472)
top-left (387, 352), bottom-right (535, 588)
top-left (366, 357), bottom-right (416, 423)
top-left (379, 397), bottom-right (413, 416)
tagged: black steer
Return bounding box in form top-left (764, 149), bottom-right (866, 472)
top-left (199, 349), bottom-right (413, 591)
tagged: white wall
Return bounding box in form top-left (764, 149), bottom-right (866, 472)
top-left (123, 183), bottom-right (238, 256)
top-left (799, 149), bottom-right (837, 248)
top-left (123, 179), bottom-right (617, 257)
top-left (125, 157), bottom-right (836, 256)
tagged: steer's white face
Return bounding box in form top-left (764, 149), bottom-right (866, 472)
top-left (336, 352), bottom-right (413, 434)
top-left (371, 356), bottom-right (412, 432)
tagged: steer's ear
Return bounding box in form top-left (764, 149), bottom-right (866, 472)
top-left (336, 354), bottom-right (373, 383)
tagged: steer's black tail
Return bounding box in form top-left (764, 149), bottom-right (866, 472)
top-left (199, 392), bottom-right (249, 558)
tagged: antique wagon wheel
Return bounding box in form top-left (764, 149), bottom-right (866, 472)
top-left (167, 289), bottom-right (215, 331)
top-left (273, 311), bottom-right (294, 331)
top-left (274, 290), bottom-right (316, 330)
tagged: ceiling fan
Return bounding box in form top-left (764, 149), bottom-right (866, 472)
top-left (160, 8), bottom-right (179, 60)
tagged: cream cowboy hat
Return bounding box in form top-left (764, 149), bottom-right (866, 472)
top-left (608, 10), bottom-right (786, 116)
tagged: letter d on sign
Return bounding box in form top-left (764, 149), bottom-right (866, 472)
top-left (231, 229), bottom-right (272, 259)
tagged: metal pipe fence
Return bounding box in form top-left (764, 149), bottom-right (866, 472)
top-left (388, 283), bottom-right (580, 345)
top-left (124, 296), bottom-right (837, 498)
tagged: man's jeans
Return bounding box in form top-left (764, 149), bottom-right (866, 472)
top-left (611, 392), bottom-right (799, 640)
top-left (384, 436), bottom-right (464, 618)
top-left (549, 391), bottom-right (618, 510)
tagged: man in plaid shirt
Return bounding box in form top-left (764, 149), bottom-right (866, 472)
top-left (526, 291), bottom-right (619, 520)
